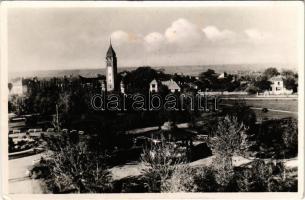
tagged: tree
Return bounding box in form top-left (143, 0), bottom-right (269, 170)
top-left (162, 165), bottom-right (198, 192)
top-left (283, 77), bottom-right (298, 92)
top-left (263, 68), bottom-right (280, 79)
top-left (199, 69), bottom-right (218, 90)
top-left (211, 116), bottom-right (249, 158)
top-left (209, 116), bottom-right (248, 189)
top-left (282, 118), bottom-right (298, 157)
top-left (124, 67), bottom-right (160, 93)
top-left (140, 141), bottom-right (186, 192)
top-left (50, 143), bottom-right (112, 193)
top-left (281, 70), bottom-right (295, 78)
top-left (8, 83), bottom-right (13, 92)
top-left (246, 85), bottom-right (258, 95)
top-left (58, 92), bottom-right (71, 114)
top-left (44, 136), bottom-right (112, 193)
top-left (254, 76), bottom-right (271, 91)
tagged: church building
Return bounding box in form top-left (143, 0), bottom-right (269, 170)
top-left (105, 41), bottom-right (118, 91)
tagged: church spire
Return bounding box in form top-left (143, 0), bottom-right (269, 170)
top-left (106, 38), bottom-right (116, 58)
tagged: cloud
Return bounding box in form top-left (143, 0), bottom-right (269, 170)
top-left (144, 32), bottom-right (165, 51)
top-left (202, 26), bottom-right (236, 41)
top-left (110, 19), bottom-right (276, 57)
top-left (244, 29), bottom-right (272, 42)
top-left (111, 30), bottom-right (142, 46)
top-left (164, 18), bottom-right (203, 46)
top-left (111, 18), bottom-right (205, 51)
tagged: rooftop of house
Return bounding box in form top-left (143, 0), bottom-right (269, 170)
top-left (150, 79), bottom-right (181, 89)
top-left (269, 75), bottom-right (284, 82)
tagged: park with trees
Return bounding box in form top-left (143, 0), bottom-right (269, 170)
top-left (8, 66), bottom-right (298, 193)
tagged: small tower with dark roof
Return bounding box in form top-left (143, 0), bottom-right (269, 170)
top-left (106, 39), bottom-right (117, 91)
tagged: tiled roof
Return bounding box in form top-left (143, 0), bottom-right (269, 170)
top-left (161, 79), bottom-right (180, 89)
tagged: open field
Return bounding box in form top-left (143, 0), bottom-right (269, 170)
top-left (221, 98), bottom-right (298, 119)
top-left (221, 98), bottom-right (297, 112)
top-left (252, 109), bottom-right (297, 120)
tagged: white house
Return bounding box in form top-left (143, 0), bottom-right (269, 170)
top-left (149, 79), bottom-right (181, 93)
top-left (269, 75), bottom-right (293, 95)
top-left (149, 79), bottom-right (159, 93)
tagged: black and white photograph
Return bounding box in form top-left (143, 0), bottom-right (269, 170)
top-left (1, 1), bottom-right (304, 198)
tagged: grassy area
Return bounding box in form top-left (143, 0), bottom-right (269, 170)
top-left (221, 98), bottom-right (298, 119)
top-left (253, 109), bottom-right (297, 120)
top-left (221, 98), bottom-right (298, 112)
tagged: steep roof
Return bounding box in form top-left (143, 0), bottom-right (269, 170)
top-left (161, 79), bottom-right (180, 90)
top-left (106, 43), bottom-right (116, 57)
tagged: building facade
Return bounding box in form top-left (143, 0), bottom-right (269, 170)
top-left (269, 75), bottom-right (293, 95)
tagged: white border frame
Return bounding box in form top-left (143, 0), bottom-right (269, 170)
top-left (1, 1), bottom-right (304, 200)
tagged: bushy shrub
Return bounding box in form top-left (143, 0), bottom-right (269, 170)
top-left (193, 167), bottom-right (218, 192)
top-left (246, 85), bottom-right (258, 95)
top-left (220, 101), bottom-right (257, 128)
top-left (255, 117), bottom-right (298, 159)
top-left (281, 118), bottom-right (298, 157)
top-left (210, 115), bottom-right (249, 157)
top-left (140, 141), bottom-right (186, 192)
top-left (212, 155), bottom-right (235, 190)
top-left (40, 140), bottom-right (112, 193)
top-left (234, 160), bottom-right (297, 192)
top-left (162, 165), bottom-right (198, 192)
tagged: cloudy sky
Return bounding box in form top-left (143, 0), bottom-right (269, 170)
top-left (6, 3), bottom-right (302, 72)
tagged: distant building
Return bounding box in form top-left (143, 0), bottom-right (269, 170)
top-left (218, 72), bottom-right (227, 79)
top-left (9, 78), bottom-right (27, 96)
top-left (149, 79), bottom-right (181, 93)
top-left (105, 40), bottom-right (117, 91)
top-left (269, 75), bottom-right (293, 95)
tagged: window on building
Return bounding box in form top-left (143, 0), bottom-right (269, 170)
top-left (276, 87), bottom-right (281, 91)
top-left (152, 84), bottom-right (156, 88)
top-left (278, 81), bottom-right (280, 85)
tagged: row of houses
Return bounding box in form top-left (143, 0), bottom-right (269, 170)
top-left (148, 74), bottom-right (293, 95)
top-left (8, 73), bottom-right (294, 98)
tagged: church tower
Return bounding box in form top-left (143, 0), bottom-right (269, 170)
top-left (106, 40), bottom-right (117, 91)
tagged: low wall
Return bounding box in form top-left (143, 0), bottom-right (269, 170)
top-left (9, 147), bottom-right (44, 160)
